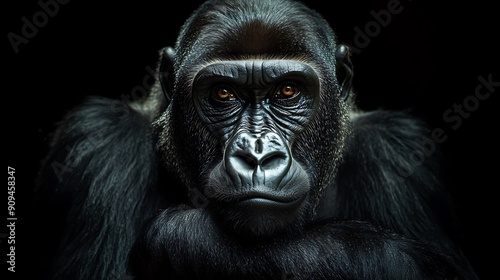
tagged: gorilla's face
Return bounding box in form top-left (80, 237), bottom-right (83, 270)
top-left (191, 59), bottom-right (320, 237)
top-left (155, 1), bottom-right (352, 238)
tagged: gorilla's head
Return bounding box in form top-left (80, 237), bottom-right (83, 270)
top-left (152, 0), bottom-right (353, 238)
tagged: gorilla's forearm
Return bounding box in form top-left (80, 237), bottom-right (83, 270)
top-left (129, 207), bottom-right (460, 280)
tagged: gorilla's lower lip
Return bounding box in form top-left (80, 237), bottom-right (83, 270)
top-left (236, 193), bottom-right (306, 209)
top-left (236, 191), bottom-right (303, 204)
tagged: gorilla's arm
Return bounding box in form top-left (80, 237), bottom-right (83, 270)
top-left (334, 111), bottom-right (452, 241)
top-left (128, 206), bottom-right (461, 280)
top-left (331, 110), bottom-right (476, 273)
top-left (31, 96), bottom-right (163, 279)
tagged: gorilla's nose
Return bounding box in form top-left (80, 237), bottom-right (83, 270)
top-left (225, 131), bottom-right (291, 189)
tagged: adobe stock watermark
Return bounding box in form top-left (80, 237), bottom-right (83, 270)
top-left (7, 0), bottom-right (71, 54)
top-left (350, 0), bottom-right (411, 54)
top-left (397, 73), bottom-right (498, 179)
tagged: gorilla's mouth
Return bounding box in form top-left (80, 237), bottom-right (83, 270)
top-left (235, 192), bottom-right (306, 212)
top-left (211, 189), bottom-right (307, 213)
top-left (236, 190), bottom-right (302, 203)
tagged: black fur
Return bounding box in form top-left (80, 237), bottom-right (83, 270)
top-left (32, 97), bottom-right (163, 279)
top-left (31, 0), bottom-right (478, 279)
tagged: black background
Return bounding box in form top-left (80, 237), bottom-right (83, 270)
top-left (4, 0), bottom-right (497, 279)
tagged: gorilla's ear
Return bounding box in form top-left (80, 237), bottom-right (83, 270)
top-left (335, 44), bottom-right (353, 100)
top-left (159, 46), bottom-right (176, 105)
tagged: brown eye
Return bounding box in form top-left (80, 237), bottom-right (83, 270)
top-left (213, 87), bottom-right (236, 101)
top-left (276, 84), bottom-right (299, 99)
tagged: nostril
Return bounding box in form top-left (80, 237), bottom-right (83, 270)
top-left (233, 154), bottom-right (257, 170)
top-left (261, 152), bottom-right (287, 170)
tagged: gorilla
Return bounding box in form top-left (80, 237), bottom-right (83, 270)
top-left (31, 0), bottom-right (478, 279)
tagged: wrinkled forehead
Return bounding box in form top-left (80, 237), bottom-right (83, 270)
top-left (191, 60), bottom-right (321, 93)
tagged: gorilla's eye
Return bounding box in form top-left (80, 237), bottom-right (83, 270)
top-left (212, 87), bottom-right (236, 101)
top-left (276, 83), bottom-right (299, 99)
